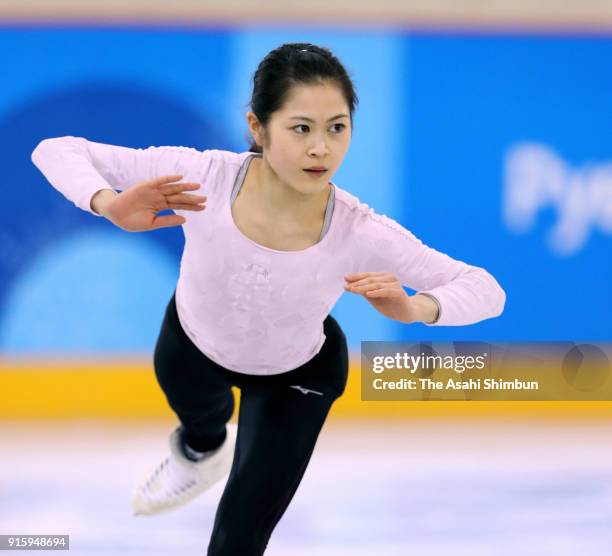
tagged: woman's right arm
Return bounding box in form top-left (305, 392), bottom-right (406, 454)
top-left (31, 136), bottom-right (211, 231)
top-left (91, 189), bottom-right (119, 216)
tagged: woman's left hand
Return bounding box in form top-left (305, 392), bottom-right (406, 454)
top-left (344, 272), bottom-right (417, 323)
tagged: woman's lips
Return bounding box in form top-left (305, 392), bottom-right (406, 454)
top-left (303, 169), bottom-right (327, 177)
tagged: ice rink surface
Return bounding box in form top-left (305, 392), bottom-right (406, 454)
top-left (1, 419), bottom-right (612, 555)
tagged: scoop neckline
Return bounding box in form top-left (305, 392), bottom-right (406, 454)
top-left (226, 152), bottom-right (337, 255)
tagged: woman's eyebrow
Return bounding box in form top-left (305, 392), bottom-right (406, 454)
top-left (289, 114), bottom-right (349, 122)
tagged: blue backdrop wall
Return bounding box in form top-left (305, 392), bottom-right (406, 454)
top-left (1, 26), bottom-right (610, 355)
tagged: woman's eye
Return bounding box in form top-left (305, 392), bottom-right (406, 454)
top-left (292, 123), bottom-right (346, 134)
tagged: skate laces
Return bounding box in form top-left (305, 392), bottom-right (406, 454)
top-left (142, 454), bottom-right (200, 500)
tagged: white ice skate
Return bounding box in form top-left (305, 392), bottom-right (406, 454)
top-left (131, 423), bottom-right (237, 516)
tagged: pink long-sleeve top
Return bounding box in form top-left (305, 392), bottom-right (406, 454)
top-left (31, 136), bottom-right (506, 375)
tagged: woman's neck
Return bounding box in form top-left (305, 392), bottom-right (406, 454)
top-left (249, 155), bottom-right (331, 226)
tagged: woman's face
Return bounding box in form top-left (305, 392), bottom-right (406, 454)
top-left (251, 80), bottom-right (352, 195)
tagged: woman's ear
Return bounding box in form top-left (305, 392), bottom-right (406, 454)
top-left (246, 111), bottom-right (265, 148)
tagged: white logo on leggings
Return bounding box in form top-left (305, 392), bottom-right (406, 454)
top-left (290, 385), bottom-right (324, 396)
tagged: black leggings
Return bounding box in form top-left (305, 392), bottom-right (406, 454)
top-left (153, 291), bottom-right (349, 556)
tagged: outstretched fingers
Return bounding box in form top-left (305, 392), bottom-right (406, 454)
top-left (344, 272), bottom-right (402, 297)
top-left (365, 286), bottom-right (403, 298)
top-left (158, 179), bottom-right (202, 196)
top-left (150, 174), bottom-right (185, 187)
top-left (345, 273), bottom-right (397, 288)
top-left (168, 203), bottom-right (206, 211)
top-left (165, 192), bottom-right (207, 204)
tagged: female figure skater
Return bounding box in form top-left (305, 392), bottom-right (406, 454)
top-left (31, 42), bottom-right (505, 555)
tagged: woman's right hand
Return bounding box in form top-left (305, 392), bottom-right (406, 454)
top-left (91, 175), bottom-right (206, 231)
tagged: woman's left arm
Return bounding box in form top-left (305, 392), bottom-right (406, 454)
top-left (346, 210), bottom-right (506, 326)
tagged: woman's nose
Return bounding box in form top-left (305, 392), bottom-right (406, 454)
top-left (308, 138), bottom-right (329, 157)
